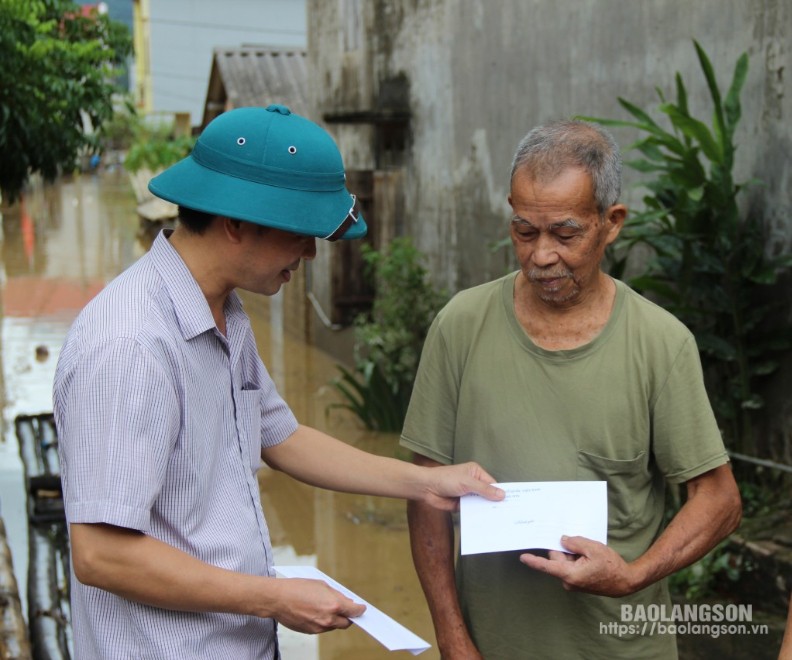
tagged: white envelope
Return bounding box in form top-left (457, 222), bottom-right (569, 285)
top-left (275, 565), bottom-right (431, 655)
top-left (460, 481), bottom-right (607, 555)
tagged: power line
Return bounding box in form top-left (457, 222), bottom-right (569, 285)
top-left (151, 70), bottom-right (208, 83)
top-left (152, 87), bottom-right (204, 104)
top-left (149, 17), bottom-right (305, 36)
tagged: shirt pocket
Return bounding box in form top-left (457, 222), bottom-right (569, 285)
top-left (237, 388), bottom-right (263, 473)
top-left (576, 450), bottom-right (651, 530)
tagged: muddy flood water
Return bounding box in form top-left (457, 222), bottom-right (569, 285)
top-left (0, 168), bottom-right (440, 659)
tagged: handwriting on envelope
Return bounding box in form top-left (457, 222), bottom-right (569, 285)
top-left (460, 481), bottom-right (607, 555)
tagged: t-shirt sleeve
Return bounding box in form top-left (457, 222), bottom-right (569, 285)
top-left (400, 315), bottom-right (458, 465)
top-left (651, 335), bottom-right (729, 484)
top-left (58, 338), bottom-right (181, 532)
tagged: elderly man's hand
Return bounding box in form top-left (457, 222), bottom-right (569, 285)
top-left (519, 535), bottom-right (639, 597)
top-left (420, 462), bottom-right (505, 511)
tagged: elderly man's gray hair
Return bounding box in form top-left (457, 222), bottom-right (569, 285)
top-left (510, 120), bottom-right (622, 215)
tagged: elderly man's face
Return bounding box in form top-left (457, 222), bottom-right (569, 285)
top-left (508, 166), bottom-right (624, 308)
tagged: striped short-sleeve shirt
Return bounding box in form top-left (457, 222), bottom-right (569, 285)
top-left (54, 230), bottom-right (298, 659)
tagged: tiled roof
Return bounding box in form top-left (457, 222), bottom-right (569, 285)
top-left (202, 47), bottom-right (308, 128)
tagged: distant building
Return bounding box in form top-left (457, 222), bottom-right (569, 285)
top-left (132, 0), bottom-right (306, 128)
top-left (202, 47), bottom-right (308, 128)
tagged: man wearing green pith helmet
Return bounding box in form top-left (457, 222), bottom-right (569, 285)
top-left (53, 105), bottom-right (504, 659)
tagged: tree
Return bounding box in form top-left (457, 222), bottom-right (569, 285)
top-left (0, 0), bottom-right (132, 202)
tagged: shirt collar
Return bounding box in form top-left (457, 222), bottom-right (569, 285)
top-left (149, 229), bottom-right (245, 341)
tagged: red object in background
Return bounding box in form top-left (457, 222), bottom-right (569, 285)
top-left (3, 277), bottom-right (104, 318)
top-left (20, 197), bottom-right (35, 267)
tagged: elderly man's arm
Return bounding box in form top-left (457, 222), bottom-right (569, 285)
top-left (520, 463), bottom-right (742, 596)
top-left (407, 454), bottom-right (483, 660)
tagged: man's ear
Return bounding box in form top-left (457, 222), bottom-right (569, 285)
top-left (221, 216), bottom-right (244, 244)
top-left (604, 204), bottom-right (627, 245)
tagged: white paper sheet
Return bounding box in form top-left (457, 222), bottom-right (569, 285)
top-left (460, 481), bottom-right (607, 555)
top-left (275, 565), bottom-right (431, 655)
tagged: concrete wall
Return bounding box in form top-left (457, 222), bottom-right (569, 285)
top-left (310, 0), bottom-right (790, 290)
top-left (307, 0), bottom-right (792, 456)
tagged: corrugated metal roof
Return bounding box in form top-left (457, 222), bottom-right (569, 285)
top-left (202, 47), bottom-right (309, 128)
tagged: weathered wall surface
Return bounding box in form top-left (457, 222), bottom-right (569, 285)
top-left (309, 0), bottom-right (790, 286)
top-left (308, 0), bottom-right (792, 456)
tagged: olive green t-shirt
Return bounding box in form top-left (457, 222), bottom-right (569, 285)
top-left (401, 273), bottom-right (729, 659)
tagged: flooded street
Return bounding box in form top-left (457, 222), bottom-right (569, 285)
top-left (0, 169), bottom-right (440, 659)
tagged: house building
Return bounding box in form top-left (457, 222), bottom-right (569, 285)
top-left (202, 47), bottom-right (309, 126)
top-left (132, 0), bottom-right (306, 127)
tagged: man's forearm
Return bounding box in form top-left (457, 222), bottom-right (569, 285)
top-left (71, 522), bottom-right (274, 615)
top-left (264, 425), bottom-right (428, 498)
top-left (407, 454), bottom-right (482, 658)
top-left (629, 463), bottom-right (742, 591)
top-left (70, 522), bottom-right (365, 633)
top-left (262, 425), bottom-right (501, 510)
top-left (520, 464), bottom-right (742, 597)
top-left (407, 500), bottom-right (480, 655)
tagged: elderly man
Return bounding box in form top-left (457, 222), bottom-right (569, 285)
top-left (401, 120), bottom-right (742, 659)
top-left (53, 105), bottom-right (503, 659)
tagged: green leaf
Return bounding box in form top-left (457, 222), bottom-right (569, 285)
top-left (632, 137), bottom-right (667, 162)
top-left (740, 395), bottom-right (765, 410)
top-left (660, 104), bottom-right (723, 163)
top-left (616, 98), bottom-right (665, 132)
top-left (625, 158), bottom-right (667, 173)
top-left (724, 52), bottom-right (749, 136)
top-left (675, 72), bottom-right (689, 116)
top-left (575, 116), bottom-right (652, 133)
top-left (746, 265), bottom-right (780, 285)
top-left (696, 334), bottom-right (738, 361)
top-left (627, 276), bottom-right (680, 302)
top-left (693, 40), bottom-right (726, 149)
top-left (767, 253), bottom-right (792, 270)
top-left (751, 361), bottom-right (779, 377)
